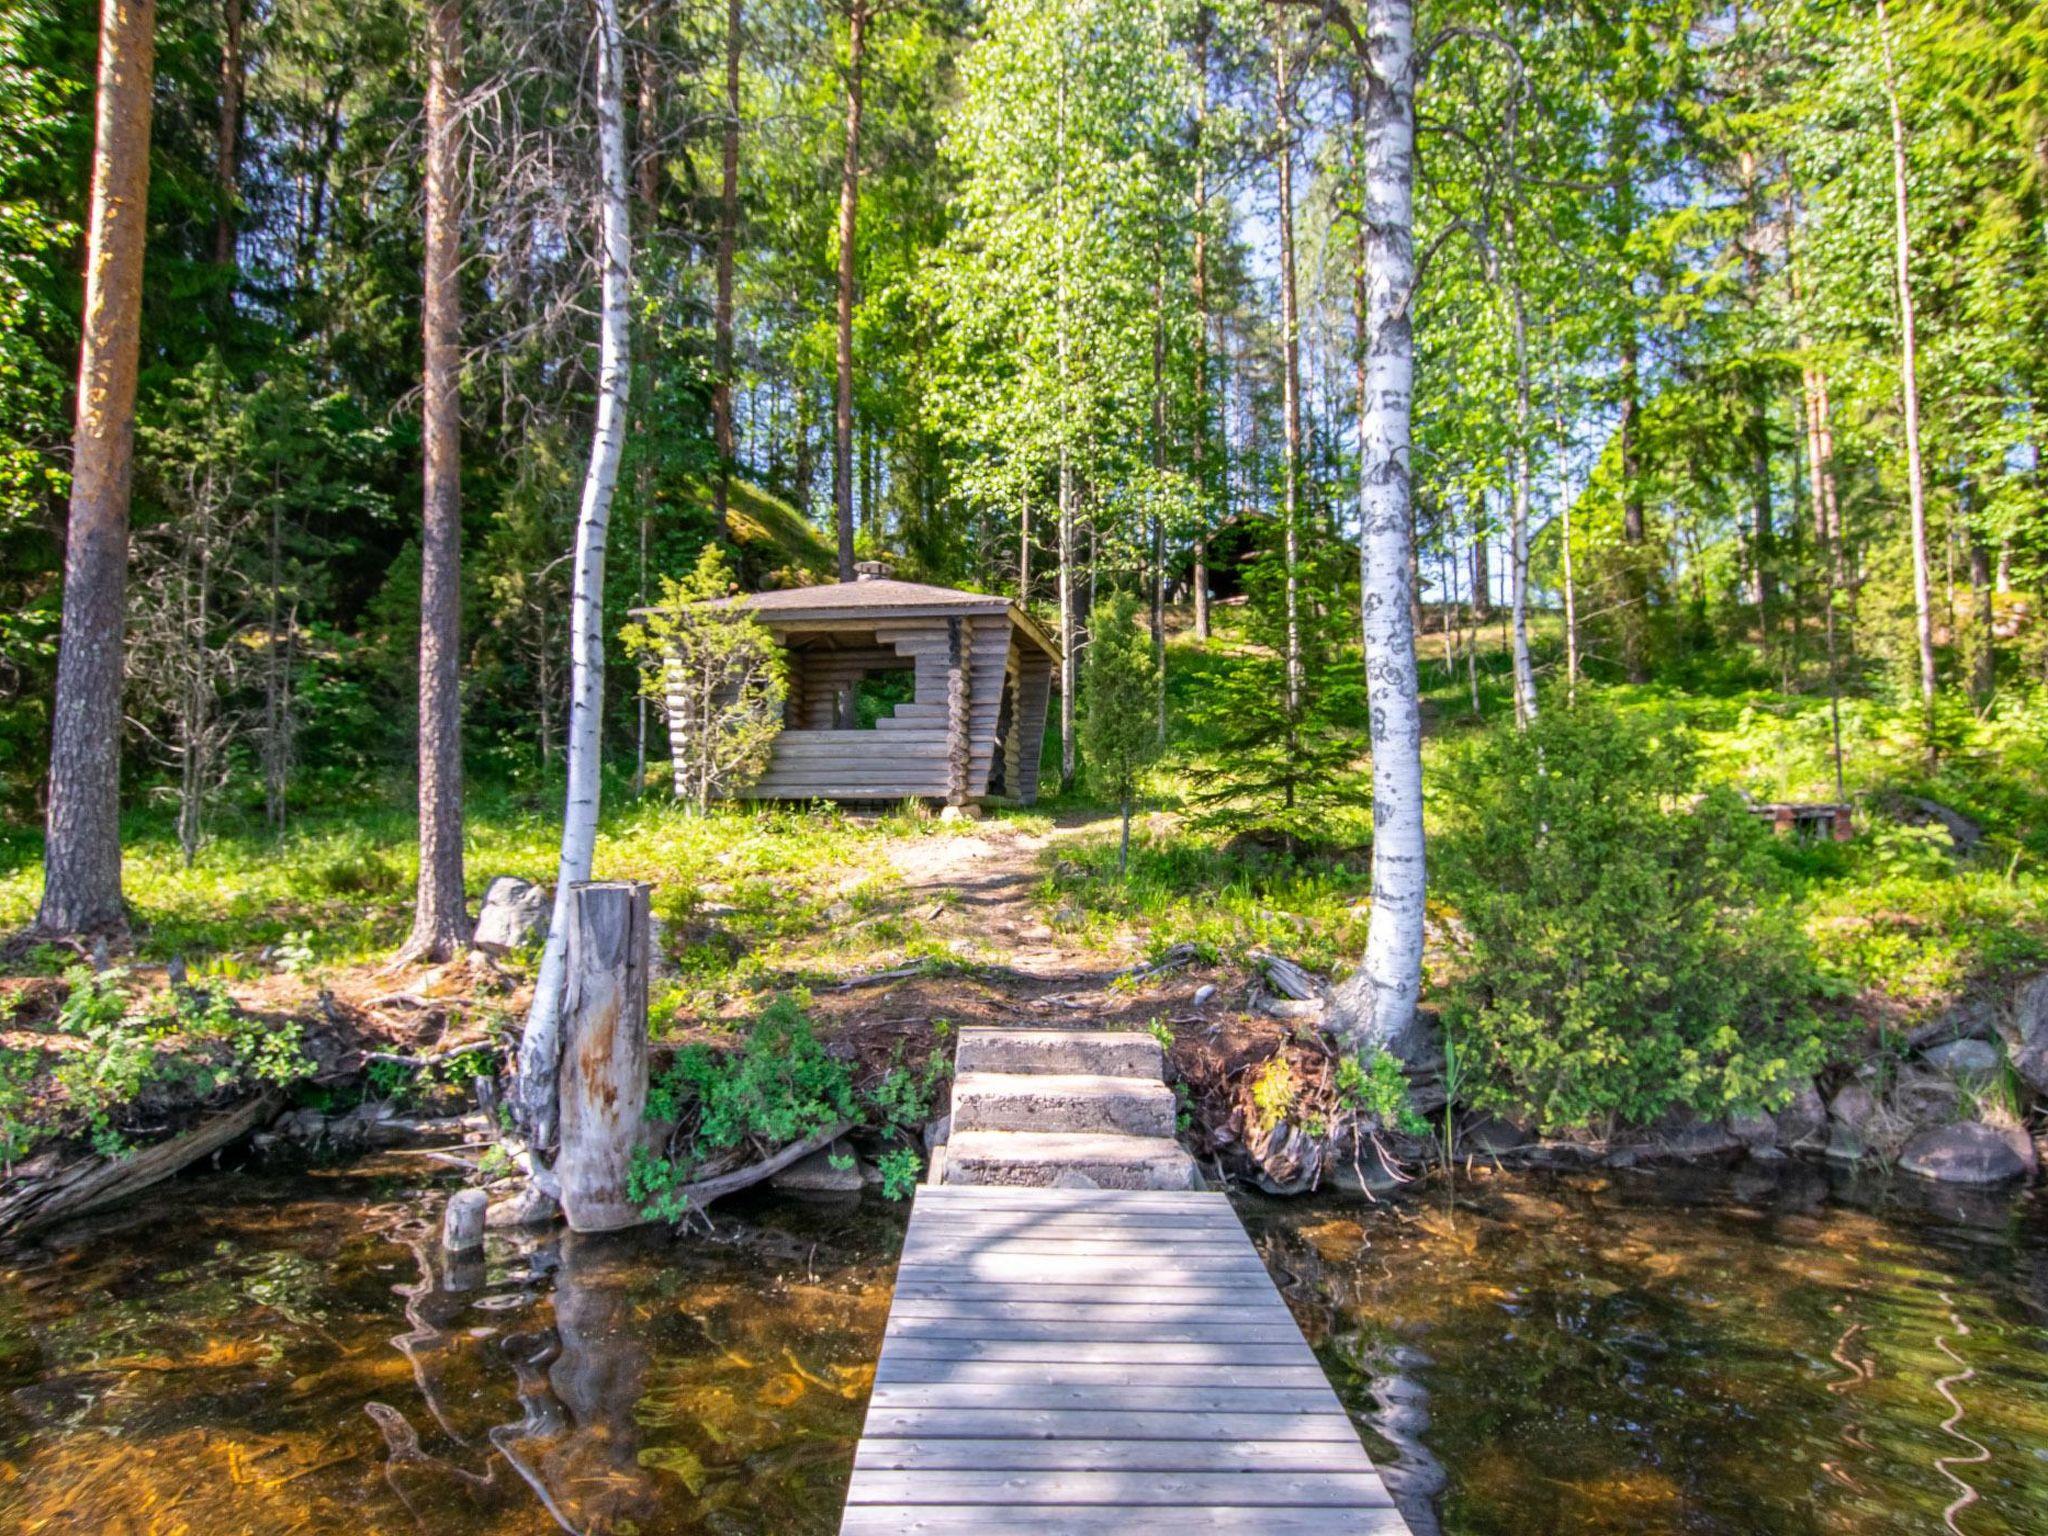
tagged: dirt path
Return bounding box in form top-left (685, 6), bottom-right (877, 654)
top-left (885, 814), bottom-right (1120, 984)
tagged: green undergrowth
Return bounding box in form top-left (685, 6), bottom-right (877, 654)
top-left (0, 966), bottom-right (310, 1165)
top-left (629, 992), bottom-right (946, 1221)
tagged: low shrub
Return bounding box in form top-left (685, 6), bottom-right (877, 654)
top-left (1435, 704), bottom-right (1836, 1134)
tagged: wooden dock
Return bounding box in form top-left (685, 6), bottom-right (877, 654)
top-left (840, 1183), bottom-right (1411, 1535)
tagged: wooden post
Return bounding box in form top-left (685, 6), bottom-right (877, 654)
top-left (557, 881), bottom-right (651, 1233)
top-left (442, 1188), bottom-right (487, 1254)
top-left (946, 616), bottom-right (973, 806)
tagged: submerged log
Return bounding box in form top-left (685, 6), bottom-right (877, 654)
top-left (556, 881), bottom-right (652, 1233)
top-left (0, 1088), bottom-right (284, 1237)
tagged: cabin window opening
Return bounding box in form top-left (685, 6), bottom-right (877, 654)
top-left (849, 668), bottom-right (915, 729)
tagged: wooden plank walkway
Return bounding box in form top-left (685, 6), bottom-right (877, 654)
top-left (841, 1183), bottom-right (1411, 1535)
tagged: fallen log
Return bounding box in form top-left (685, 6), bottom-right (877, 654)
top-left (0, 1088), bottom-right (284, 1237)
top-left (673, 1120), bottom-right (855, 1212)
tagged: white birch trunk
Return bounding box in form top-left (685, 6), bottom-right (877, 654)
top-left (1507, 270), bottom-right (1537, 727)
top-left (1877, 0), bottom-right (1936, 732)
top-left (1329, 0), bottom-right (1426, 1062)
top-left (516, 0), bottom-right (633, 1154)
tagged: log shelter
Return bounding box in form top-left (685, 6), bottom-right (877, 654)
top-left (695, 565), bottom-right (1059, 807)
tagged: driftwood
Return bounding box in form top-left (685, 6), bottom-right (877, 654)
top-left (675, 1120), bottom-right (854, 1211)
top-left (1250, 950), bottom-right (1326, 1002)
top-left (556, 881), bottom-right (652, 1234)
top-left (0, 1088), bottom-right (284, 1236)
top-left (836, 964), bottom-right (923, 991)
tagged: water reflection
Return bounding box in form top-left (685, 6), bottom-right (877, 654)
top-left (1241, 1160), bottom-right (2048, 1536)
top-left (0, 1155), bottom-right (900, 1534)
top-left (0, 1153), bottom-right (2042, 1535)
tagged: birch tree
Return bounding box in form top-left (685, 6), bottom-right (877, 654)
top-left (1876, 0), bottom-right (1937, 744)
top-left (516, 0), bottom-right (634, 1154)
top-left (1315, 0), bottom-right (1427, 1061)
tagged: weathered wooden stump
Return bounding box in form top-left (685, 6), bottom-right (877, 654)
top-left (442, 1187), bottom-right (488, 1254)
top-left (556, 880), bottom-right (652, 1233)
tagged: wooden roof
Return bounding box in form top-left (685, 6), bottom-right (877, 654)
top-left (714, 577), bottom-right (1060, 662)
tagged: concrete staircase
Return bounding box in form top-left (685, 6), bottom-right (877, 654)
top-left (935, 1027), bottom-right (1203, 1190)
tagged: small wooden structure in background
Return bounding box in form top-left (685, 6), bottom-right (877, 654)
top-left (700, 565), bottom-right (1059, 807)
top-left (1749, 801), bottom-right (1854, 841)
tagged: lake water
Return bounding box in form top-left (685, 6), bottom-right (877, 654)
top-left (1, 1153), bottom-right (2042, 1534)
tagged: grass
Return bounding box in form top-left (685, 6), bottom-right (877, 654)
top-left (1035, 607), bottom-right (2048, 1027)
top-left (0, 783), bottom-right (984, 993)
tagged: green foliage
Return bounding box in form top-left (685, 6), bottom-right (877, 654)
top-left (876, 1146), bottom-right (923, 1201)
top-left (41, 967), bottom-right (311, 1156)
top-left (621, 545), bottom-right (788, 809)
top-left (648, 994), bottom-right (856, 1158)
top-left (0, 1048), bottom-right (40, 1170)
top-left (1436, 704), bottom-right (1836, 1133)
top-left (865, 1050), bottom-right (950, 1134)
top-left (1081, 593), bottom-right (1162, 869)
top-left (1249, 1056), bottom-right (1297, 1139)
top-left (1335, 1050), bottom-right (1427, 1137)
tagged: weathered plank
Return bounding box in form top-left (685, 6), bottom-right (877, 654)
top-left (865, 1383), bottom-right (1345, 1414)
top-left (846, 1469), bottom-right (1395, 1508)
top-left (853, 1437), bottom-right (1377, 1473)
top-left (856, 1407), bottom-right (1368, 1444)
top-left (842, 1183), bottom-right (1407, 1536)
top-left (878, 1338), bottom-right (1318, 1366)
top-left (841, 1507), bottom-right (1411, 1535)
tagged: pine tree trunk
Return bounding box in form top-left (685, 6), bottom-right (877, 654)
top-left (517, 0), bottom-right (634, 1154)
top-left (40, 0), bottom-right (156, 939)
top-left (1150, 257), bottom-right (1167, 746)
top-left (831, 0), bottom-right (865, 583)
top-left (1328, 0), bottom-right (1425, 1061)
top-left (213, 0), bottom-right (242, 269)
top-left (713, 0), bottom-right (741, 537)
top-left (398, 0), bottom-right (471, 964)
top-left (1877, 0), bottom-right (1937, 741)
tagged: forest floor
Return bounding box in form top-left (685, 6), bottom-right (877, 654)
top-left (2, 609), bottom-right (2045, 1185)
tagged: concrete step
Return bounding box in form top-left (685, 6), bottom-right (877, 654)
top-left (953, 1028), bottom-right (1163, 1080)
top-left (951, 1071), bottom-right (1176, 1138)
top-left (941, 1131), bottom-right (1203, 1191)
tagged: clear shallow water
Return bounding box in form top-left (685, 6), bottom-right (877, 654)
top-left (0, 1154), bottom-right (2042, 1535)
top-left (1241, 1162), bottom-right (2048, 1536)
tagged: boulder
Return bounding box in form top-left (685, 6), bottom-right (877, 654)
top-left (1907, 1000), bottom-right (1996, 1050)
top-left (2012, 975), bottom-right (2048, 1097)
top-left (472, 877), bottom-right (548, 955)
top-left (1921, 1038), bottom-right (2001, 1077)
top-left (486, 1184), bottom-right (561, 1229)
top-left (1774, 1083), bottom-right (1827, 1149)
top-left (1727, 1109), bottom-right (1777, 1152)
top-left (1897, 1121), bottom-right (2030, 1185)
top-left (769, 1140), bottom-right (863, 1195)
top-left (1653, 1109), bottom-right (1741, 1160)
top-left (1825, 1083), bottom-right (1875, 1163)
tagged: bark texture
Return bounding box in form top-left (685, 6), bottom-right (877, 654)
top-left (832, 0), bottom-right (866, 583)
top-left (398, 0), bottom-right (472, 964)
top-left (557, 882), bottom-right (651, 1233)
top-left (1327, 0), bottom-right (1426, 1062)
top-left (1878, 0), bottom-right (1937, 729)
top-left (38, 0), bottom-right (157, 939)
top-left (518, 0), bottom-right (634, 1151)
top-left (713, 0), bottom-right (741, 533)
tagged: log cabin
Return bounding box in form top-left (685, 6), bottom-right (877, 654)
top-left (686, 564), bottom-right (1059, 808)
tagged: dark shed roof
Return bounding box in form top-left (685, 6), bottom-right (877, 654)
top-left (712, 577), bottom-right (1059, 662)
